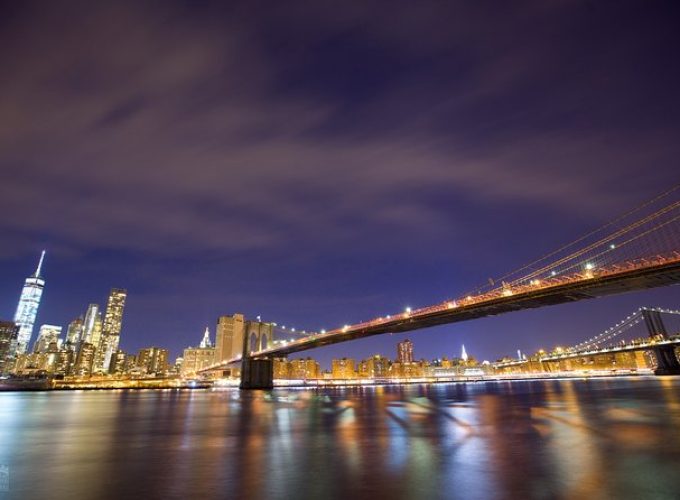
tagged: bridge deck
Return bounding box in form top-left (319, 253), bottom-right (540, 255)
top-left (213, 256), bottom-right (680, 367)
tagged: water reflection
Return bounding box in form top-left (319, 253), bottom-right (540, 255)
top-left (1, 377), bottom-right (680, 499)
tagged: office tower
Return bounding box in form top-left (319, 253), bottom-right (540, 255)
top-left (81, 304), bottom-right (100, 344)
top-left (181, 347), bottom-right (215, 377)
top-left (215, 314), bottom-right (245, 363)
top-left (461, 344), bottom-right (469, 362)
top-left (397, 339), bottom-right (414, 364)
top-left (53, 350), bottom-right (74, 376)
top-left (13, 251), bottom-right (46, 354)
top-left (65, 317), bottom-right (84, 350)
top-left (0, 321), bottom-right (19, 374)
top-left (100, 289), bottom-right (127, 371)
top-left (109, 350), bottom-right (128, 375)
top-left (33, 324), bottom-right (62, 353)
top-left (199, 326), bottom-right (212, 348)
top-left (137, 347), bottom-right (168, 376)
top-left (181, 328), bottom-right (216, 377)
top-left (74, 343), bottom-right (96, 377)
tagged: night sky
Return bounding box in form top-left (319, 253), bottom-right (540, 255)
top-left (1, 1), bottom-right (679, 368)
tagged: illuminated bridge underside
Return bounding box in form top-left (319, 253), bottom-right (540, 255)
top-left (223, 259), bottom-right (680, 364)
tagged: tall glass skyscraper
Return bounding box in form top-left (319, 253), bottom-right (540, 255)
top-left (101, 288), bottom-right (127, 371)
top-left (13, 251), bottom-right (46, 354)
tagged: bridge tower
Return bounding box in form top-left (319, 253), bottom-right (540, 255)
top-left (641, 308), bottom-right (680, 375)
top-left (239, 319), bottom-right (275, 390)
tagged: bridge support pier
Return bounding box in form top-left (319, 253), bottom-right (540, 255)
top-left (240, 358), bottom-right (274, 390)
top-left (652, 345), bottom-right (680, 376)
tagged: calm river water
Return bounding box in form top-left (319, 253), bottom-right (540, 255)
top-left (1, 377), bottom-right (680, 500)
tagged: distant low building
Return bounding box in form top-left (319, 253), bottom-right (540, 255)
top-left (332, 358), bottom-right (356, 379)
top-left (289, 358), bottom-right (320, 379)
top-left (397, 339), bottom-right (414, 364)
top-left (358, 355), bottom-right (390, 378)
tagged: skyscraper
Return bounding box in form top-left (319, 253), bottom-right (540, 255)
top-left (65, 317), bottom-right (84, 350)
top-left (33, 324), bottom-right (62, 353)
top-left (13, 251), bottom-right (46, 354)
top-left (215, 314), bottom-right (245, 363)
top-left (81, 304), bottom-right (100, 344)
top-left (100, 288), bottom-right (127, 371)
top-left (397, 339), bottom-right (414, 364)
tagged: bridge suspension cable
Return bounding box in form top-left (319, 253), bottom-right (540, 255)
top-left (460, 185), bottom-right (680, 300)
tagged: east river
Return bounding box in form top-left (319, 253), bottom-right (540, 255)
top-left (1, 377), bottom-right (680, 499)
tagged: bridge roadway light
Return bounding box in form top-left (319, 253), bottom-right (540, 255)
top-left (320, 329), bottom-right (326, 334)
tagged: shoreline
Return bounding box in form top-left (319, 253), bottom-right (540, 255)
top-left (0, 369), bottom-right (662, 392)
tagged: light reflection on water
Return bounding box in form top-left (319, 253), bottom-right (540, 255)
top-left (1, 377), bottom-right (680, 499)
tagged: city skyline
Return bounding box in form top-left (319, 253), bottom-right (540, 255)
top-left (1, 1), bottom-right (679, 367)
top-left (2, 3), bottom-right (680, 499)
top-left (2, 246), bottom-right (678, 365)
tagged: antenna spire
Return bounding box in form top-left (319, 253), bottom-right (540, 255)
top-left (34, 250), bottom-right (46, 278)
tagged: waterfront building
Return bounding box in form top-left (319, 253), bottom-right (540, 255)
top-left (100, 288), bottom-right (127, 371)
top-left (397, 339), bottom-right (414, 364)
top-left (331, 358), bottom-right (357, 379)
top-left (137, 347), bottom-right (169, 376)
top-left (13, 251), bottom-right (46, 354)
top-left (0, 321), bottom-right (19, 374)
top-left (215, 314), bottom-right (245, 363)
top-left (289, 357), bottom-right (320, 379)
top-left (181, 328), bottom-right (216, 378)
top-left (53, 350), bottom-right (74, 376)
top-left (358, 354), bottom-right (391, 378)
top-left (74, 343), bottom-right (96, 377)
top-left (109, 350), bottom-right (128, 375)
top-left (388, 360), bottom-right (425, 378)
top-left (180, 347), bottom-right (215, 377)
top-left (123, 353), bottom-right (137, 374)
top-left (273, 357), bottom-right (289, 379)
top-left (33, 324), bottom-right (62, 354)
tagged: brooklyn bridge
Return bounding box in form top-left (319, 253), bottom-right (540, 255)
top-left (202, 186), bottom-right (680, 388)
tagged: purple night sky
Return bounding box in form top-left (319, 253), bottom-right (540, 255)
top-left (0, 1), bottom-right (679, 368)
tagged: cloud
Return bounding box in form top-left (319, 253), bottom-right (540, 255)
top-left (0, 0), bottom-right (678, 262)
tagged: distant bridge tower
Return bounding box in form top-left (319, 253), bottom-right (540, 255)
top-left (641, 308), bottom-right (680, 375)
top-left (641, 308), bottom-right (668, 339)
